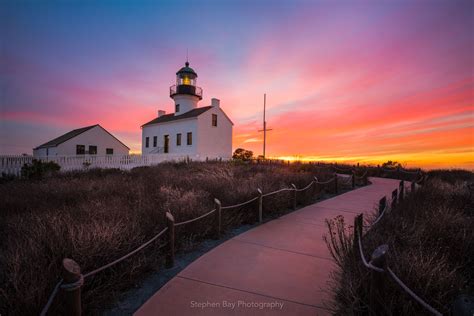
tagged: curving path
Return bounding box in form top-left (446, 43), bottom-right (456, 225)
top-left (135, 177), bottom-right (407, 315)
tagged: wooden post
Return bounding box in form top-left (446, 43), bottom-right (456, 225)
top-left (62, 258), bottom-right (82, 316)
top-left (291, 184), bottom-right (297, 210)
top-left (369, 245), bottom-right (388, 315)
top-left (165, 212), bottom-right (175, 268)
top-left (399, 180), bottom-right (404, 201)
top-left (334, 174), bottom-right (338, 194)
top-left (214, 198), bottom-right (222, 239)
top-left (378, 197), bottom-right (386, 216)
top-left (351, 171), bottom-right (356, 188)
top-left (257, 188), bottom-right (263, 223)
top-left (313, 177), bottom-right (318, 198)
top-left (353, 214), bottom-right (363, 255)
top-left (391, 189), bottom-right (398, 208)
top-left (364, 172), bottom-right (368, 186)
top-left (411, 181), bottom-right (416, 193)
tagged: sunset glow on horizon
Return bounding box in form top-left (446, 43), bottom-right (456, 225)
top-left (1, 0), bottom-right (473, 169)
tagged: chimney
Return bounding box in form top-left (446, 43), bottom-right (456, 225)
top-left (158, 110), bottom-right (166, 117)
top-left (211, 98), bottom-right (220, 107)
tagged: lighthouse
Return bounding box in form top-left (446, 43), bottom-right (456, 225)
top-left (141, 61), bottom-right (233, 159)
top-left (170, 61), bottom-right (203, 115)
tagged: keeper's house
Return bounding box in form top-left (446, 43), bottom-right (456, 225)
top-left (33, 124), bottom-right (129, 157)
top-left (141, 61), bottom-right (233, 159)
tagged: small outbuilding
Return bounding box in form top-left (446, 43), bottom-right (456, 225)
top-left (33, 124), bottom-right (129, 157)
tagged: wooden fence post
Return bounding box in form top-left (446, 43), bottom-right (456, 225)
top-left (411, 181), bottom-right (416, 194)
top-left (353, 214), bottom-right (363, 255)
top-left (62, 258), bottom-right (82, 316)
top-left (334, 174), bottom-right (338, 194)
top-left (369, 244), bottom-right (388, 315)
top-left (391, 189), bottom-right (398, 208)
top-left (399, 180), bottom-right (404, 201)
top-left (291, 184), bottom-right (297, 210)
top-left (165, 212), bottom-right (175, 268)
top-left (351, 170), bottom-right (356, 188)
top-left (257, 188), bottom-right (263, 223)
top-left (313, 177), bottom-right (319, 198)
top-left (378, 197), bottom-right (386, 216)
top-left (214, 198), bottom-right (222, 239)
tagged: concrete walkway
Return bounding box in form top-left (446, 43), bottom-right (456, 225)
top-left (135, 178), bottom-right (405, 316)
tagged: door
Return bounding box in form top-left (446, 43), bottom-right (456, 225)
top-left (164, 135), bottom-right (169, 153)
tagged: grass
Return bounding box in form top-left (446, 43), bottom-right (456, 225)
top-left (0, 161), bottom-right (352, 315)
top-left (324, 169), bottom-right (474, 315)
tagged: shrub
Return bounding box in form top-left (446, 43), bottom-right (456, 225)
top-left (324, 170), bottom-right (474, 315)
top-left (232, 148), bottom-right (253, 161)
top-left (0, 161), bottom-right (343, 315)
top-left (20, 160), bottom-right (61, 179)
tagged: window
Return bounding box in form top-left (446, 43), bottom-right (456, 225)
top-left (176, 133), bottom-right (182, 146)
top-left (106, 148), bottom-right (114, 155)
top-left (187, 132), bottom-right (192, 145)
top-left (212, 114), bottom-right (217, 127)
top-left (76, 145), bottom-right (85, 155)
top-left (89, 146), bottom-right (97, 155)
top-left (145, 137), bottom-right (149, 148)
top-left (153, 136), bottom-right (157, 147)
top-left (175, 104), bottom-right (180, 112)
top-left (164, 135), bottom-right (169, 153)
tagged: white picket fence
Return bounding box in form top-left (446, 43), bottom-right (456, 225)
top-left (0, 154), bottom-right (206, 177)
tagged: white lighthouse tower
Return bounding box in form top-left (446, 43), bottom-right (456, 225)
top-left (170, 61), bottom-right (203, 115)
top-left (141, 61), bottom-right (233, 159)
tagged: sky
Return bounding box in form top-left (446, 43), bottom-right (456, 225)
top-left (1, 0), bottom-right (473, 169)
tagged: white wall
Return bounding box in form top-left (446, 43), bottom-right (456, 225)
top-left (38, 125), bottom-right (129, 156)
top-left (172, 94), bottom-right (199, 115)
top-left (142, 119), bottom-right (198, 155)
top-left (33, 147), bottom-right (58, 157)
top-left (197, 106), bottom-right (233, 159)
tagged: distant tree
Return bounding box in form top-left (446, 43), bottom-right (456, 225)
top-left (382, 160), bottom-right (402, 169)
top-left (232, 148), bottom-right (254, 161)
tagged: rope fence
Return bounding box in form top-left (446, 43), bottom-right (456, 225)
top-left (40, 171), bottom-right (357, 315)
top-left (174, 209), bottom-right (216, 226)
top-left (220, 196), bottom-right (259, 210)
top-left (353, 178), bottom-right (444, 316)
top-left (39, 165), bottom-right (422, 315)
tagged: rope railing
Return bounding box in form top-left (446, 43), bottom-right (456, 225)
top-left (357, 230), bottom-right (384, 273)
top-left (354, 170), bottom-right (368, 180)
top-left (295, 180), bottom-right (315, 192)
top-left (314, 177), bottom-right (335, 185)
top-left (386, 267), bottom-right (443, 316)
top-left (84, 227), bottom-right (169, 278)
top-left (175, 209), bottom-right (216, 226)
top-left (40, 226), bottom-right (169, 316)
top-left (337, 174), bottom-right (353, 185)
top-left (371, 203), bottom-right (387, 226)
top-left (353, 180), bottom-right (443, 316)
top-left (39, 166), bottom-right (421, 315)
top-left (41, 174), bottom-right (343, 315)
top-left (262, 187), bottom-right (294, 197)
top-left (220, 196), bottom-right (259, 210)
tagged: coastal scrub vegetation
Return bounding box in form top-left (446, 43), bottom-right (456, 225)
top-left (325, 169), bottom-right (474, 315)
top-left (0, 161), bottom-right (343, 315)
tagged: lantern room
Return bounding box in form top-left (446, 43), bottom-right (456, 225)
top-left (170, 61), bottom-right (203, 100)
top-left (176, 61), bottom-right (197, 86)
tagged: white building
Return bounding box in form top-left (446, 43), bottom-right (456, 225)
top-left (141, 62), bottom-right (233, 159)
top-left (33, 124), bottom-right (129, 157)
